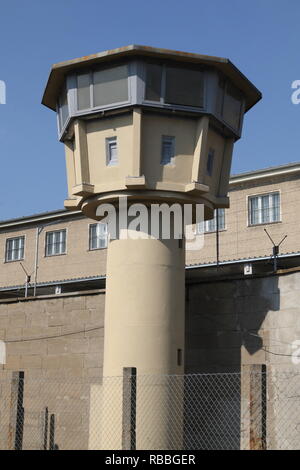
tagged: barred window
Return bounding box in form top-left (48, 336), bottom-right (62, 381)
top-left (249, 193), bottom-right (280, 225)
top-left (5, 236), bottom-right (25, 262)
top-left (89, 223), bottom-right (108, 250)
top-left (45, 230), bottom-right (66, 256)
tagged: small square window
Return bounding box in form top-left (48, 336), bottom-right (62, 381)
top-left (45, 230), bottom-right (66, 256)
top-left (89, 223), bottom-right (108, 250)
top-left (161, 136), bottom-right (175, 165)
top-left (5, 236), bottom-right (25, 262)
top-left (206, 148), bottom-right (215, 176)
top-left (106, 137), bottom-right (118, 166)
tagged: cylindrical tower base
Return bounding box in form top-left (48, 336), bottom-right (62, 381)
top-left (104, 234), bottom-right (185, 377)
top-left (90, 217), bottom-right (185, 450)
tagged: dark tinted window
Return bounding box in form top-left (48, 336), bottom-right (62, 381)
top-left (145, 63), bottom-right (162, 101)
top-left (165, 66), bottom-right (203, 107)
top-left (223, 83), bottom-right (242, 130)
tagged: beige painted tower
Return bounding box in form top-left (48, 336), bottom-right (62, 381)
top-left (43, 45), bottom-right (261, 449)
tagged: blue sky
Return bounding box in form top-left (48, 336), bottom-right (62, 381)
top-left (0, 0), bottom-right (299, 220)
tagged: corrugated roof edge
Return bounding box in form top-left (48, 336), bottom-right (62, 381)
top-left (186, 251), bottom-right (300, 269)
top-left (1, 251), bottom-right (300, 291)
top-left (0, 208), bottom-right (82, 228)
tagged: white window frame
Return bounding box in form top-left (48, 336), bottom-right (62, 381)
top-left (45, 229), bottom-right (67, 257)
top-left (89, 223), bottom-right (108, 250)
top-left (161, 135), bottom-right (175, 165)
top-left (248, 191), bottom-right (281, 226)
top-left (5, 236), bottom-right (25, 262)
top-left (106, 136), bottom-right (118, 166)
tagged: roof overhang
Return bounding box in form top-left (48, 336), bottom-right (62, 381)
top-left (42, 44), bottom-right (262, 113)
top-left (230, 162), bottom-right (300, 186)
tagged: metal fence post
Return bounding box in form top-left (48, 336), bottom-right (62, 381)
top-left (8, 371), bottom-right (24, 450)
top-left (49, 414), bottom-right (56, 450)
top-left (249, 364), bottom-right (267, 450)
top-left (122, 367), bottom-right (136, 450)
top-left (42, 407), bottom-right (49, 450)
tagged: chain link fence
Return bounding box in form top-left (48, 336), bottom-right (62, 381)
top-left (0, 368), bottom-right (300, 450)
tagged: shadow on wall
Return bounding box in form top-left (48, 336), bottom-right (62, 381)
top-left (184, 274), bottom-right (280, 449)
top-left (185, 275), bottom-right (280, 372)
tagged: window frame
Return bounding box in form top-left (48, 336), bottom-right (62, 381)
top-left (216, 75), bottom-right (245, 134)
top-left (57, 62), bottom-right (134, 139)
top-left (142, 61), bottom-right (206, 112)
top-left (247, 191), bottom-right (281, 227)
top-left (5, 235), bottom-right (25, 263)
top-left (88, 223), bottom-right (108, 251)
top-left (45, 229), bottom-right (67, 257)
top-left (74, 63), bottom-right (132, 114)
top-left (106, 136), bottom-right (118, 166)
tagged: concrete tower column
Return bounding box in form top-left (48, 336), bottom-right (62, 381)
top-left (98, 213), bottom-right (185, 449)
top-left (104, 222), bottom-right (185, 377)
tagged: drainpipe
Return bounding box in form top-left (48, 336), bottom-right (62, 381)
top-left (33, 227), bottom-right (41, 297)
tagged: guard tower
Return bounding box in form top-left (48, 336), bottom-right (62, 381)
top-left (42, 45), bottom-right (261, 449)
